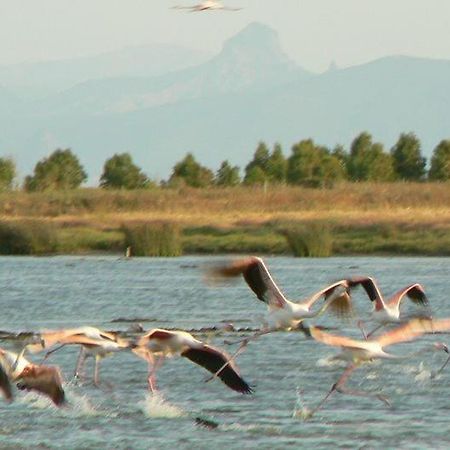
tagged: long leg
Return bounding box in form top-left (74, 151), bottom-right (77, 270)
top-left (223, 328), bottom-right (273, 347)
top-left (204, 341), bottom-right (249, 384)
top-left (366, 323), bottom-right (385, 339)
top-left (357, 321), bottom-right (368, 340)
top-left (74, 347), bottom-right (87, 380)
top-left (336, 383), bottom-right (391, 407)
top-left (40, 344), bottom-right (67, 364)
top-left (432, 354), bottom-right (450, 379)
top-left (93, 355), bottom-right (102, 387)
top-left (309, 363), bottom-right (357, 417)
top-left (147, 353), bottom-right (165, 393)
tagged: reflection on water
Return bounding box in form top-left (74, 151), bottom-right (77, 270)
top-left (0, 256), bottom-right (449, 448)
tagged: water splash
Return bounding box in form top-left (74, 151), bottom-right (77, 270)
top-left (139, 391), bottom-right (186, 419)
top-left (414, 362), bottom-right (432, 382)
top-left (61, 387), bottom-right (110, 417)
top-left (17, 384), bottom-right (114, 417)
top-left (316, 356), bottom-right (341, 367)
top-left (292, 388), bottom-right (313, 420)
top-left (17, 391), bottom-right (54, 410)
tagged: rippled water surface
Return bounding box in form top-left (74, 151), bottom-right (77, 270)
top-left (1, 256), bottom-right (450, 449)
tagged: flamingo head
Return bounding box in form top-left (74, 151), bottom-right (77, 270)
top-left (433, 342), bottom-right (449, 353)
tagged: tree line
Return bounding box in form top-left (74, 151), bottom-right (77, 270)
top-left (0, 131), bottom-right (449, 192)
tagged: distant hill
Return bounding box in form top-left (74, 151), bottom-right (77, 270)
top-left (0, 44), bottom-right (210, 99)
top-left (1, 23), bottom-right (450, 184)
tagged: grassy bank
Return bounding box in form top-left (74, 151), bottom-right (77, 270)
top-left (0, 183), bottom-right (449, 255)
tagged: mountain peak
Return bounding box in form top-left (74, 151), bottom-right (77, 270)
top-left (219, 22), bottom-right (291, 66)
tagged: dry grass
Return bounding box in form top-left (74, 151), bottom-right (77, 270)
top-left (0, 183), bottom-right (449, 255)
top-left (0, 183), bottom-right (449, 228)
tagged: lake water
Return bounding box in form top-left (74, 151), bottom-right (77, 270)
top-left (1, 255), bottom-right (450, 449)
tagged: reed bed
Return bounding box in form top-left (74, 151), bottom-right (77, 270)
top-left (282, 222), bottom-right (333, 257)
top-left (0, 220), bottom-right (58, 255)
top-left (122, 223), bottom-right (182, 257)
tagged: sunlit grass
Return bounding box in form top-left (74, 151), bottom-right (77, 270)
top-left (0, 183), bottom-right (449, 255)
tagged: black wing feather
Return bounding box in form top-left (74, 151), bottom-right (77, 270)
top-left (181, 346), bottom-right (253, 394)
top-left (348, 277), bottom-right (381, 302)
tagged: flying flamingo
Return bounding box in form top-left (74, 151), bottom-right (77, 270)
top-left (347, 276), bottom-right (430, 338)
top-left (26, 326), bottom-right (131, 386)
top-left (208, 256), bottom-right (354, 333)
top-left (0, 347), bottom-right (65, 406)
top-left (172, 0), bottom-right (241, 12)
top-left (132, 328), bottom-right (253, 394)
top-left (306, 317), bottom-right (450, 417)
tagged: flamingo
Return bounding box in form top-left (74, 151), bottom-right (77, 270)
top-left (348, 276), bottom-right (430, 338)
top-left (26, 326), bottom-right (131, 386)
top-left (208, 256), bottom-right (354, 332)
top-left (132, 328), bottom-right (253, 394)
top-left (172, 0), bottom-right (241, 12)
top-left (307, 317), bottom-right (450, 417)
top-left (0, 347), bottom-right (65, 406)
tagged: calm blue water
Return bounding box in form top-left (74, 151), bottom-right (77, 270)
top-left (1, 256), bottom-right (449, 449)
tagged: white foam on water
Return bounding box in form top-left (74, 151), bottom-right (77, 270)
top-left (17, 384), bottom-right (114, 418)
top-left (414, 362), bottom-right (432, 382)
top-left (316, 356), bottom-right (341, 367)
top-left (17, 391), bottom-right (54, 410)
top-left (139, 391), bottom-right (186, 419)
top-left (61, 387), bottom-right (110, 417)
top-left (222, 422), bottom-right (282, 435)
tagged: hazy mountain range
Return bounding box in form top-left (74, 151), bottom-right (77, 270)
top-left (1, 22), bottom-right (449, 183)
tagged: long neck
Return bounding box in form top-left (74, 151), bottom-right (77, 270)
top-left (306, 296), bottom-right (338, 319)
top-left (386, 343), bottom-right (444, 360)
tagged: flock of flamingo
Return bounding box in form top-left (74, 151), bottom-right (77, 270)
top-left (1, 255), bottom-right (450, 421)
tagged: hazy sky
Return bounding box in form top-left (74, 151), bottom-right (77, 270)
top-left (1, 0), bottom-right (450, 72)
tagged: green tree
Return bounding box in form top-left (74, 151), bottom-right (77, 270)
top-left (347, 132), bottom-right (394, 181)
top-left (244, 142), bottom-right (270, 185)
top-left (331, 144), bottom-right (349, 178)
top-left (243, 166), bottom-right (267, 185)
top-left (390, 133), bottom-right (426, 181)
top-left (287, 139), bottom-right (345, 187)
top-left (429, 140), bottom-right (450, 181)
top-left (215, 160), bottom-right (240, 186)
top-left (266, 143), bottom-right (287, 183)
top-left (100, 153), bottom-right (150, 189)
top-left (0, 157), bottom-right (16, 191)
top-left (24, 148), bottom-right (87, 192)
top-left (168, 153), bottom-right (214, 188)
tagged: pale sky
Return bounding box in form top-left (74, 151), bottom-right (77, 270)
top-left (1, 0), bottom-right (450, 72)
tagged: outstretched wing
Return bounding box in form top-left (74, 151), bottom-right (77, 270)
top-left (181, 344), bottom-right (253, 394)
top-left (305, 280), bottom-right (353, 317)
top-left (387, 283), bottom-right (429, 309)
top-left (347, 276), bottom-right (386, 312)
top-left (209, 256), bottom-right (287, 307)
top-left (27, 332), bottom-right (107, 353)
top-left (375, 317), bottom-right (450, 348)
top-left (310, 326), bottom-right (369, 351)
top-left (16, 365), bottom-right (66, 406)
top-left (0, 364), bottom-right (12, 402)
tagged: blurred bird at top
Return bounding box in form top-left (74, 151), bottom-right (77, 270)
top-left (172, 0), bottom-right (242, 12)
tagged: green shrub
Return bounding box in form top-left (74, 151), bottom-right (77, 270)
top-left (0, 221), bottom-right (58, 255)
top-left (122, 223), bottom-right (182, 256)
top-left (282, 222), bottom-right (333, 257)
